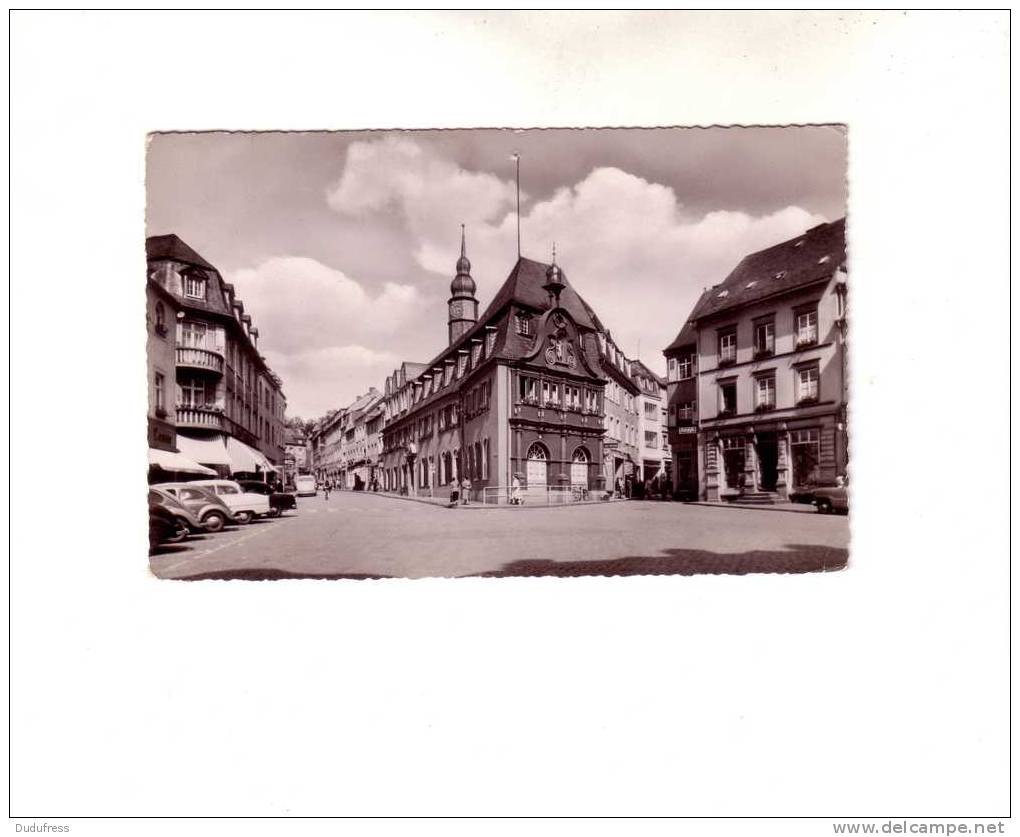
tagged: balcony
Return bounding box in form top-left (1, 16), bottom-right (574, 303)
top-left (176, 404), bottom-right (225, 430)
top-left (176, 346), bottom-right (224, 374)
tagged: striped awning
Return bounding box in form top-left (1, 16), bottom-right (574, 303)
top-left (175, 433), bottom-right (231, 467)
top-left (148, 447), bottom-right (216, 475)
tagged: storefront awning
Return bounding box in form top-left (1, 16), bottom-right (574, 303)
top-left (148, 448), bottom-right (217, 475)
top-left (175, 434), bottom-right (231, 467)
top-left (226, 436), bottom-right (275, 474)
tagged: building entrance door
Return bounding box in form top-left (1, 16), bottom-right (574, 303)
top-left (757, 434), bottom-right (779, 491)
top-left (721, 437), bottom-right (746, 490)
top-left (526, 442), bottom-right (548, 487)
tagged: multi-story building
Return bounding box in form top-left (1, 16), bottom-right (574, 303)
top-left (146, 271), bottom-right (179, 455)
top-left (596, 332), bottom-right (641, 493)
top-left (283, 430), bottom-right (308, 487)
top-left (379, 233), bottom-right (608, 501)
top-left (364, 403), bottom-right (386, 489)
top-left (664, 218), bottom-right (848, 501)
top-left (663, 319), bottom-right (702, 500)
top-left (339, 389), bottom-right (382, 489)
top-left (630, 359), bottom-right (668, 484)
top-left (310, 408), bottom-right (345, 484)
top-left (146, 234), bottom-right (287, 478)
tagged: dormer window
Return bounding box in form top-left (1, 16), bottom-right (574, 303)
top-left (183, 272), bottom-right (207, 300)
top-left (485, 328), bottom-right (497, 356)
top-left (515, 313), bottom-right (532, 336)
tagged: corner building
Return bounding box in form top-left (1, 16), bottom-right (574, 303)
top-left (665, 218), bottom-right (848, 501)
top-left (146, 234), bottom-right (287, 478)
top-left (380, 238), bottom-right (608, 501)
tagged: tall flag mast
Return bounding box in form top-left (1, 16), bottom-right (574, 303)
top-left (512, 152), bottom-right (521, 258)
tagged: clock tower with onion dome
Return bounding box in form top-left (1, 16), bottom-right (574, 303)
top-left (448, 225), bottom-right (478, 345)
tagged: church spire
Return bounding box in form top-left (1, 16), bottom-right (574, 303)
top-left (449, 224), bottom-right (478, 345)
top-left (455, 223), bottom-right (471, 276)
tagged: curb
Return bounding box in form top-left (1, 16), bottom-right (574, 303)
top-left (681, 500), bottom-right (819, 515)
top-left (350, 490), bottom-right (628, 511)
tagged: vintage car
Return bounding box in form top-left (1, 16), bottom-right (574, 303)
top-left (148, 488), bottom-right (208, 538)
top-left (153, 482), bottom-right (237, 531)
top-left (149, 502), bottom-right (189, 549)
top-left (813, 480), bottom-right (849, 515)
top-left (187, 479), bottom-right (272, 524)
top-left (294, 475), bottom-right (317, 497)
top-left (238, 480), bottom-right (297, 516)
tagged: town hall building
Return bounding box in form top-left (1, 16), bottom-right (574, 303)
top-left (379, 231), bottom-right (609, 502)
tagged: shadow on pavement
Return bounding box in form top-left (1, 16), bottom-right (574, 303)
top-left (169, 568), bottom-right (392, 581)
top-left (476, 543), bottom-right (848, 577)
top-left (148, 543), bottom-right (194, 557)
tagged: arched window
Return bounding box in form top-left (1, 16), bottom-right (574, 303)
top-left (474, 442), bottom-right (482, 480)
top-left (571, 446), bottom-right (590, 488)
top-left (154, 302), bottom-right (166, 335)
top-left (526, 441), bottom-right (548, 487)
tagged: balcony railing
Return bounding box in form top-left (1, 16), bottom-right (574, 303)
top-left (176, 404), bottom-right (225, 430)
top-left (176, 346), bottom-right (224, 374)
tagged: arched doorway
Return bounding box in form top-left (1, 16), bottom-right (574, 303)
top-left (570, 446), bottom-right (590, 488)
top-left (526, 442), bottom-right (548, 487)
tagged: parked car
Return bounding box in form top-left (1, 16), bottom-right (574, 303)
top-left (154, 482), bottom-right (236, 531)
top-left (149, 502), bottom-right (189, 549)
top-left (187, 479), bottom-right (271, 524)
top-left (294, 475), bottom-right (317, 497)
top-left (789, 486), bottom-right (819, 504)
top-left (813, 480), bottom-right (849, 515)
top-left (148, 488), bottom-right (207, 536)
top-left (237, 480), bottom-right (297, 517)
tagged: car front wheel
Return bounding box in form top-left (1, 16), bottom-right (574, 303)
top-left (816, 499), bottom-right (832, 514)
top-left (234, 510), bottom-right (254, 524)
top-left (202, 510), bottom-right (228, 532)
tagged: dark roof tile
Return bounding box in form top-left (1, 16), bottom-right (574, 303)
top-left (690, 217), bottom-right (845, 322)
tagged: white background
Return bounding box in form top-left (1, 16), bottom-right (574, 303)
top-left (7, 10), bottom-right (1011, 829)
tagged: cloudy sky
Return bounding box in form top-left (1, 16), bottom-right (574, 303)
top-left (147, 127), bottom-right (846, 419)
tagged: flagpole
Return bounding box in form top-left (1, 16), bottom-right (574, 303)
top-left (514, 153), bottom-right (521, 258)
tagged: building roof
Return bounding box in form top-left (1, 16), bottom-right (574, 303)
top-left (629, 358), bottom-right (665, 389)
top-left (383, 254), bottom-right (609, 424)
top-left (478, 256), bottom-right (601, 331)
top-left (146, 233), bottom-right (285, 393)
top-left (664, 314), bottom-right (701, 354)
top-left (689, 218), bottom-right (846, 323)
top-left (146, 233), bottom-right (218, 271)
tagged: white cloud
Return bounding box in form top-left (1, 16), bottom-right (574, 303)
top-left (257, 138), bottom-right (831, 415)
top-left (225, 257), bottom-right (421, 416)
top-left (227, 256), bottom-right (419, 355)
top-left (328, 135), bottom-right (518, 254)
top-left (325, 140), bottom-right (828, 372)
top-left (263, 345), bottom-right (401, 420)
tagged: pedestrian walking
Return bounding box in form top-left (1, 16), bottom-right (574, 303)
top-left (510, 473), bottom-right (522, 505)
top-left (323, 481), bottom-right (331, 500)
top-left (460, 476), bottom-right (471, 505)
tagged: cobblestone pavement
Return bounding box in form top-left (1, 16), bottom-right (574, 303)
top-left (150, 490), bottom-right (850, 580)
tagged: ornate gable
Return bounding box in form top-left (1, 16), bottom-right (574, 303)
top-left (522, 307), bottom-right (601, 379)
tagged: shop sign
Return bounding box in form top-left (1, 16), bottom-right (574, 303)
top-left (677, 426), bottom-right (697, 434)
top-left (148, 418), bottom-right (175, 451)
